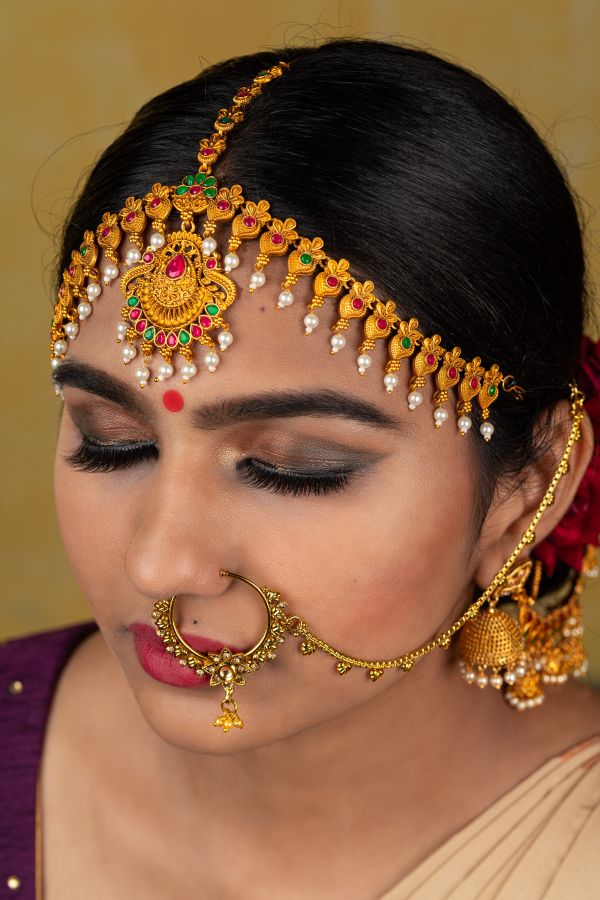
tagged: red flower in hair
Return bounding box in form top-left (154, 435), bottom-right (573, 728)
top-left (533, 336), bottom-right (600, 576)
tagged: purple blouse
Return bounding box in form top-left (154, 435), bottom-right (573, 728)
top-left (1, 620), bottom-right (99, 899)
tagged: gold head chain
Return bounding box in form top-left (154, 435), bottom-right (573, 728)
top-left (51, 60), bottom-right (525, 441)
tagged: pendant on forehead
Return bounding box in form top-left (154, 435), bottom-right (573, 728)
top-left (119, 231), bottom-right (236, 373)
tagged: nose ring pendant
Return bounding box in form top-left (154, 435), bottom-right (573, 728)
top-left (151, 571), bottom-right (289, 733)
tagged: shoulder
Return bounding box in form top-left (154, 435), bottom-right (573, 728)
top-left (0, 620), bottom-right (98, 896)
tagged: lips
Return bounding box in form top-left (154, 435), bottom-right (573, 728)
top-left (129, 622), bottom-right (243, 688)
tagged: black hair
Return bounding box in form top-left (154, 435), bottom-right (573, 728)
top-left (56, 38), bottom-right (591, 523)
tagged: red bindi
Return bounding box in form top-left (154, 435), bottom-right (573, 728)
top-left (162, 389), bottom-right (184, 413)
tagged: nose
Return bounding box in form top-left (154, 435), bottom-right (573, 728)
top-left (124, 460), bottom-right (229, 603)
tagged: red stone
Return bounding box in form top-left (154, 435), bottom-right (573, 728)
top-left (470, 377), bottom-right (479, 390)
top-left (217, 200), bottom-right (230, 211)
top-left (271, 232), bottom-right (284, 245)
top-left (166, 332), bottom-right (178, 347)
top-left (201, 148), bottom-right (213, 157)
top-left (206, 258), bottom-right (217, 269)
top-left (150, 197), bottom-right (161, 208)
top-left (189, 185), bottom-right (201, 195)
top-left (200, 316), bottom-right (212, 328)
top-left (191, 324), bottom-right (203, 338)
top-left (143, 251), bottom-right (154, 263)
top-left (448, 367), bottom-right (457, 380)
top-left (163, 389), bottom-right (184, 413)
top-left (326, 275), bottom-right (339, 288)
top-left (166, 254), bottom-right (186, 279)
top-left (376, 318), bottom-right (387, 330)
top-left (426, 354), bottom-right (436, 366)
top-left (243, 215), bottom-right (256, 228)
top-left (129, 308), bottom-right (141, 320)
top-left (136, 319), bottom-right (147, 333)
top-left (352, 298), bottom-right (364, 310)
top-left (101, 227), bottom-right (110, 238)
top-left (126, 211), bottom-right (136, 223)
top-left (237, 89), bottom-right (249, 97)
top-left (68, 266), bottom-right (75, 276)
top-left (156, 331), bottom-right (166, 346)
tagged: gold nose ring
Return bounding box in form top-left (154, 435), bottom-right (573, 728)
top-left (151, 570), bottom-right (289, 732)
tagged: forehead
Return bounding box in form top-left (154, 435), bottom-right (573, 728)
top-left (62, 249), bottom-right (407, 418)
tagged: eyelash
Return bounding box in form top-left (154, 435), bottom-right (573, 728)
top-left (64, 436), bottom-right (352, 497)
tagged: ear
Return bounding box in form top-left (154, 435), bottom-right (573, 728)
top-left (473, 400), bottom-right (594, 590)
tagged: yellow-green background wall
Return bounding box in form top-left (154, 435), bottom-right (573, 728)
top-left (2, 0), bottom-right (599, 683)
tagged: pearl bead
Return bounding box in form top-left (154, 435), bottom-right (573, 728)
top-left (50, 357), bottom-right (62, 370)
top-left (489, 673), bottom-right (503, 689)
top-left (86, 282), bottom-right (101, 300)
top-left (383, 373), bottom-right (399, 392)
top-left (54, 384), bottom-right (64, 398)
top-left (116, 321), bottom-right (128, 340)
top-left (407, 390), bottom-right (423, 410)
top-left (102, 263), bottom-right (119, 284)
top-left (458, 415), bottom-right (472, 434)
top-left (218, 330), bottom-right (233, 349)
top-left (77, 300), bottom-right (92, 319)
top-left (202, 237), bottom-right (217, 255)
top-left (475, 673), bottom-right (488, 688)
top-left (64, 322), bottom-right (79, 339)
top-left (504, 671), bottom-right (516, 684)
top-left (480, 421), bottom-right (495, 441)
top-left (277, 289), bottom-right (294, 308)
top-left (514, 664), bottom-right (526, 679)
top-left (330, 334), bottom-right (346, 353)
top-left (357, 353), bottom-right (372, 374)
top-left (135, 366), bottom-right (150, 386)
top-left (149, 232), bottom-right (165, 249)
top-left (157, 362), bottom-right (174, 381)
top-left (433, 407), bottom-right (449, 426)
top-left (203, 352), bottom-right (219, 372)
top-left (53, 339), bottom-right (67, 355)
top-left (122, 344), bottom-right (136, 363)
top-left (304, 313), bottom-right (319, 334)
top-left (181, 362), bottom-right (197, 383)
top-left (224, 252), bottom-right (239, 272)
top-left (125, 248), bottom-right (142, 266)
top-left (464, 670), bottom-right (476, 684)
top-left (249, 271), bottom-right (266, 290)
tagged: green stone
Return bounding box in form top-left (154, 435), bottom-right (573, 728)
top-left (489, 385), bottom-right (497, 396)
top-left (195, 172), bottom-right (207, 184)
top-left (183, 175), bottom-right (195, 186)
top-left (401, 336), bottom-right (412, 350)
top-left (204, 176), bottom-right (217, 187)
top-left (300, 253), bottom-right (312, 265)
top-left (175, 185), bottom-right (189, 195)
top-left (219, 116), bottom-right (232, 124)
top-left (179, 331), bottom-right (190, 345)
top-left (127, 296), bottom-right (139, 307)
top-left (206, 303), bottom-right (219, 316)
top-left (203, 187), bottom-right (217, 199)
top-left (80, 245), bottom-right (87, 256)
top-left (144, 327), bottom-right (155, 341)
top-left (257, 70), bottom-right (269, 76)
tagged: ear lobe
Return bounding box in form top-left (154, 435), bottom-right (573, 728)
top-left (473, 401), bottom-right (594, 590)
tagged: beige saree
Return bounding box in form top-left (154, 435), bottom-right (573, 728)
top-left (382, 734), bottom-right (600, 899)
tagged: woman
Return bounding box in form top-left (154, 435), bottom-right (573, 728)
top-left (2, 38), bottom-right (600, 899)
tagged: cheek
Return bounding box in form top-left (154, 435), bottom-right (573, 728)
top-left (249, 462), bottom-right (473, 657)
top-left (54, 443), bottom-right (132, 619)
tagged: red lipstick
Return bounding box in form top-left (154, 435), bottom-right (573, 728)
top-left (129, 622), bottom-right (242, 688)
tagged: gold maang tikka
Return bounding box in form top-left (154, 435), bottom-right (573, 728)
top-left (50, 61), bottom-right (524, 441)
top-left (152, 387), bottom-right (592, 733)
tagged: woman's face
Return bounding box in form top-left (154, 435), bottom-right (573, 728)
top-left (53, 247), bottom-right (480, 752)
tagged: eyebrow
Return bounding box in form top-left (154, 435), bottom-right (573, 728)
top-left (52, 360), bottom-right (405, 432)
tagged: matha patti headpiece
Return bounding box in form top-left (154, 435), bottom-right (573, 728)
top-left (51, 60), bottom-right (524, 440)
